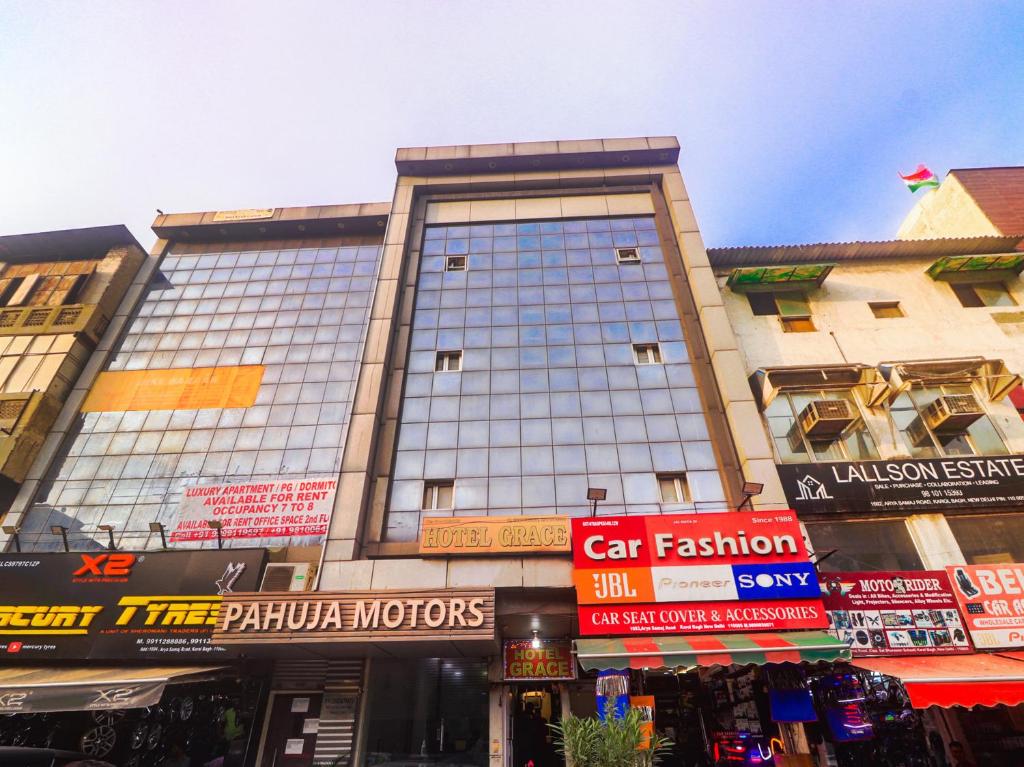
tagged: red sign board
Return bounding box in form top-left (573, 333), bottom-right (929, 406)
top-left (819, 571), bottom-right (971, 656)
top-left (946, 563), bottom-right (1024, 649)
top-left (572, 511), bottom-right (826, 636)
top-left (503, 640), bottom-right (576, 681)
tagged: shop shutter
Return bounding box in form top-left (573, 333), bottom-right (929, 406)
top-left (313, 659), bottom-right (365, 766)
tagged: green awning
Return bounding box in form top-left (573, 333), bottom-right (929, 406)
top-left (927, 253), bottom-right (1024, 281)
top-left (726, 263), bottom-right (834, 293)
top-left (575, 632), bottom-right (850, 671)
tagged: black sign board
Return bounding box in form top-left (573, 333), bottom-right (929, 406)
top-left (0, 549), bottom-right (265, 660)
top-left (778, 456), bottom-right (1024, 515)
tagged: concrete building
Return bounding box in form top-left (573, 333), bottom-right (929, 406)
top-left (899, 166), bottom-right (1024, 238)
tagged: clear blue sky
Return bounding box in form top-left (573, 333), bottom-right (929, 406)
top-left (2, 2), bottom-right (1022, 249)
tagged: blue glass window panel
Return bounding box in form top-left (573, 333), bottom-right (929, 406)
top-left (425, 449), bottom-right (457, 478)
top-left (493, 236), bottom-right (517, 252)
top-left (581, 391), bottom-right (612, 416)
top-left (647, 281), bottom-right (673, 300)
top-left (547, 345), bottom-right (576, 368)
top-left (491, 327), bottom-right (519, 347)
top-left (607, 365), bottom-right (638, 390)
top-left (458, 422), bottom-right (489, 449)
top-left (438, 309), bottom-right (466, 328)
top-left (614, 416), bottom-right (649, 443)
top-left (522, 445), bottom-right (554, 475)
top-left (625, 302), bottom-right (655, 321)
top-left (494, 269), bottom-right (518, 287)
top-left (553, 445), bottom-right (587, 474)
top-left (550, 392), bottom-right (582, 417)
top-left (492, 288), bottom-right (516, 306)
top-left (583, 417), bottom-right (616, 443)
top-left (492, 348), bottom-right (518, 370)
top-left (465, 313), bottom-right (491, 334)
top-left (656, 320), bottom-right (685, 341)
top-left (518, 268), bottom-right (541, 286)
top-left (636, 229), bottom-right (661, 246)
top-left (429, 397), bottom-right (460, 421)
top-left (489, 477), bottom-right (522, 508)
top-left (489, 420), bottom-right (520, 447)
top-left (519, 306), bottom-right (545, 324)
top-left (426, 422), bottom-right (458, 449)
top-left (461, 348), bottom-right (489, 371)
top-left (636, 365), bottom-right (669, 389)
top-left (575, 344), bottom-right (605, 367)
top-left (622, 473), bottom-right (660, 504)
top-left (564, 232), bottom-right (590, 249)
top-left (404, 373), bottom-right (433, 397)
top-left (408, 351), bottom-right (437, 373)
top-left (470, 224), bottom-right (494, 237)
top-left (518, 287), bottom-right (543, 305)
top-left (610, 390), bottom-right (643, 415)
top-left (519, 251), bottom-right (542, 268)
top-left (596, 284), bottom-right (624, 303)
top-left (494, 223), bottom-right (516, 236)
top-left (570, 284), bottom-right (597, 303)
top-left (651, 442), bottom-right (686, 472)
top-left (469, 237), bottom-right (493, 253)
top-left (520, 326), bottom-right (547, 346)
top-left (461, 371), bottom-right (490, 395)
top-left (599, 303), bottom-right (627, 322)
top-left (550, 368), bottom-right (579, 392)
top-left (431, 373), bottom-right (461, 396)
top-left (421, 256), bottom-right (445, 272)
top-left (612, 230), bottom-right (639, 247)
top-left (411, 329), bottom-right (437, 351)
top-left (520, 370), bottom-right (549, 393)
top-left (638, 389), bottom-right (672, 414)
top-left (521, 393), bottom-right (550, 419)
top-left (652, 300), bottom-right (678, 319)
top-left (687, 471), bottom-right (726, 503)
top-left (646, 414), bottom-right (681, 442)
top-left (545, 304), bottom-right (572, 323)
top-left (467, 271), bottom-right (492, 289)
top-left (664, 362), bottom-right (695, 387)
top-left (542, 251), bottom-right (567, 268)
top-left (518, 235), bottom-right (541, 250)
top-left (522, 476), bottom-right (556, 507)
top-left (573, 324), bottom-right (602, 344)
top-left (491, 371), bottom-right (519, 394)
top-left (447, 226), bottom-right (470, 238)
top-left (540, 221), bottom-right (563, 234)
top-left (634, 217), bottom-right (656, 230)
top-left (460, 396), bottom-right (490, 421)
top-left (467, 255), bottom-right (491, 271)
top-left (390, 480), bottom-right (423, 512)
top-left (588, 231), bottom-right (613, 248)
top-left (519, 347), bottom-right (547, 368)
top-left (517, 222), bottom-right (540, 235)
top-left (424, 227), bottom-right (446, 240)
top-left (578, 367), bottom-right (610, 392)
top-left (684, 441), bottom-right (717, 470)
top-left (414, 309), bottom-right (439, 328)
top-left (440, 290), bottom-right (467, 308)
top-left (454, 477), bottom-right (488, 508)
top-left (402, 398), bottom-right (431, 424)
top-left (610, 219), bottom-right (634, 232)
top-left (552, 417), bottom-right (584, 443)
top-left (671, 388), bottom-right (704, 413)
top-left (444, 239), bottom-right (469, 255)
top-left (541, 234), bottom-right (565, 250)
top-left (490, 447), bottom-right (521, 476)
top-left (492, 306), bottom-right (518, 326)
top-left (566, 250), bottom-right (591, 268)
top-left (568, 267), bottom-right (595, 284)
top-left (522, 418), bottom-right (553, 445)
top-left (601, 323), bottom-right (630, 343)
top-left (490, 394), bottom-right (520, 419)
top-left (626, 319), bottom-right (659, 342)
top-left (466, 288), bottom-right (491, 307)
top-left (570, 304), bottom-right (599, 325)
top-left (397, 422), bottom-right (428, 450)
top-left (591, 249), bottom-right (617, 268)
top-left (618, 443), bottom-right (654, 472)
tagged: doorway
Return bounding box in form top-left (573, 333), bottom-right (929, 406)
top-left (510, 684), bottom-right (564, 767)
top-left (258, 693), bottom-right (323, 767)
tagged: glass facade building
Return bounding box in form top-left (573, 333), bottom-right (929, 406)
top-left (20, 240), bottom-right (382, 550)
top-left (386, 215), bottom-right (727, 540)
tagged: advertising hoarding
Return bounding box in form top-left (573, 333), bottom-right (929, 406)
top-left (571, 511), bottom-right (827, 636)
top-left (0, 549), bottom-right (266, 660)
top-left (819, 571), bottom-right (972, 655)
top-left (419, 515), bottom-right (570, 555)
top-left (503, 640), bottom-right (576, 681)
top-left (946, 563), bottom-right (1024, 648)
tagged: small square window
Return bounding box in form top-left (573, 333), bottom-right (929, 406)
top-left (616, 247), bottom-right (641, 264)
top-left (445, 255), bottom-right (467, 272)
top-left (422, 480), bottom-right (454, 510)
top-left (658, 473), bottom-right (690, 503)
top-left (869, 301), bottom-right (904, 318)
top-left (781, 317), bottom-right (816, 333)
top-left (435, 350), bottom-right (463, 372)
top-left (633, 343), bottom-right (662, 364)
top-left (952, 282), bottom-right (1017, 308)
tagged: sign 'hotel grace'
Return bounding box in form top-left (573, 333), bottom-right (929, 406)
top-left (572, 511), bottom-right (827, 635)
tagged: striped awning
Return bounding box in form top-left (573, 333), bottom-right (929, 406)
top-left (575, 632), bottom-right (850, 671)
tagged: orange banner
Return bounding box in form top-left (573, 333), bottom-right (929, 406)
top-left (419, 515), bottom-right (571, 555)
top-left (82, 366), bottom-right (264, 412)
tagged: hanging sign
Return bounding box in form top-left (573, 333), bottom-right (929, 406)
top-left (572, 511), bottom-right (826, 636)
top-left (946, 563), bottom-right (1024, 648)
top-left (819, 571), bottom-right (972, 655)
top-left (503, 639), bottom-right (576, 681)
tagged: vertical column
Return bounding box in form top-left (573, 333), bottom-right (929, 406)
top-left (905, 514), bottom-right (967, 568)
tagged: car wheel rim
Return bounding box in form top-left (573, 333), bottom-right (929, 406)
top-left (80, 725), bottom-right (117, 757)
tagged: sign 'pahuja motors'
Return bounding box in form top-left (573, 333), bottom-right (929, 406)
top-left (213, 589), bottom-right (495, 645)
top-left (419, 515), bottom-right (570, 555)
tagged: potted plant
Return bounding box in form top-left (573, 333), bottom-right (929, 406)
top-left (549, 703), bottom-right (671, 767)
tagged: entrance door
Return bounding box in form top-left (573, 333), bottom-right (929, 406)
top-left (259, 693), bottom-right (323, 767)
top-left (509, 684), bottom-right (563, 767)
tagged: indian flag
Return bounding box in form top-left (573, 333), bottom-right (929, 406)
top-left (899, 164), bottom-right (940, 193)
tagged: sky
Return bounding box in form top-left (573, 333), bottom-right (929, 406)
top-left (1, 1), bottom-right (1022, 250)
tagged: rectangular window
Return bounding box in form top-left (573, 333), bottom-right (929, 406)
top-left (657, 473), bottom-right (690, 503)
top-left (747, 291), bottom-right (815, 330)
top-left (951, 282), bottom-right (1017, 308)
top-left (893, 383), bottom-right (1008, 458)
top-left (615, 247), bottom-right (641, 264)
top-left (869, 301), bottom-right (904, 318)
top-left (632, 343), bottom-right (662, 364)
top-left (422, 480), bottom-right (454, 510)
top-left (435, 350), bottom-right (463, 372)
top-left (445, 255), bottom-right (467, 272)
top-left (766, 389), bottom-right (879, 464)
top-left (805, 519), bottom-right (922, 572)
top-left (781, 317), bottom-right (816, 332)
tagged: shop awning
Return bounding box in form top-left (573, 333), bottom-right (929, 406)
top-left (852, 654), bottom-right (1024, 709)
top-left (725, 263), bottom-right (834, 293)
top-left (574, 632), bottom-right (850, 671)
top-left (0, 665), bottom-right (225, 714)
top-left (926, 253), bottom-right (1024, 282)
top-left (878, 357), bottom-right (1022, 402)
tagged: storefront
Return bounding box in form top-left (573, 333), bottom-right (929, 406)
top-left (0, 548), bottom-right (269, 764)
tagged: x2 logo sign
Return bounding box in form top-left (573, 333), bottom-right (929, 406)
top-left (88, 687), bottom-right (140, 709)
top-left (0, 692), bottom-right (29, 711)
top-left (73, 553), bottom-right (137, 580)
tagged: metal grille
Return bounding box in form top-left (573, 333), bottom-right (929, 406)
top-left (942, 394), bottom-right (982, 415)
top-left (0, 400), bottom-right (26, 421)
top-left (23, 309), bottom-right (50, 327)
top-left (53, 307), bottom-right (82, 326)
top-left (811, 399), bottom-right (852, 419)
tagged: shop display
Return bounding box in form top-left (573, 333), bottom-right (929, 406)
top-left (0, 677), bottom-right (260, 766)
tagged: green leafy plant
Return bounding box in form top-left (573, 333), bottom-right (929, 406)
top-left (549, 702), bottom-right (672, 767)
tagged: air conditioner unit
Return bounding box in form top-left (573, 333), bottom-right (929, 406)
top-left (798, 399), bottom-right (855, 438)
top-left (923, 394), bottom-right (984, 433)
top-left (260, 563), bottom-right (314, 592)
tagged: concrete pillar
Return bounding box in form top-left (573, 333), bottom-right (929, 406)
top-left (905, 514), bottom-right (967, 568)
top-left (490, 683), bottom-right (507, 767)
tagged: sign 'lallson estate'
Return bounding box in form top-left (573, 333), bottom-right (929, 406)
top-left (213, 589), bottom-right (495, 645)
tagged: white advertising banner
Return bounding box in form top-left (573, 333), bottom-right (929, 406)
top-left (170, 478), bottom-right (336, 543)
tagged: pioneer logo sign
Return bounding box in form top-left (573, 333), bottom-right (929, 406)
top-left (572, 511), bottom-right (827, 636)
top-left (778, 456), bottom-right (1024, 514)
top-left (0, 550), bottom-right (265, 661)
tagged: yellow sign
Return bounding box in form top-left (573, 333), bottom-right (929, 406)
top-left (419, 515), bottom-right (571, 555)
top-left (82, 366), bottom-right (264, 412)
top-left (212, 208), bottom-right (275, 222)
